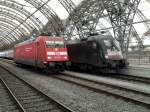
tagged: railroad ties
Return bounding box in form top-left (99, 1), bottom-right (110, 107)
top-left (0, 65), bottom-right (74, 112)
top-left (53, 72), bottom-right (150, 108)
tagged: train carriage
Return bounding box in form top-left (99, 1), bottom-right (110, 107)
top-left (0, 50), bottom-right (13, 59)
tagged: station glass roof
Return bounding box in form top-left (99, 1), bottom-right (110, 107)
top-left (0, 0), bottom-right (150, 50)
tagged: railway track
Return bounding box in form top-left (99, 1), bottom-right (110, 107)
top-left (0, 78), bottom-right (25, 112)
top-left (0, 65), bottom-right (74, 112)
top-left (65, 67), bottom-right (150, 86)
top-left (105, 73), bottom-right (150, 85)
top-left (1, 58), bottom-right (150, 108)
top-left (1, 58), bottom-right (150, 84)
top-left (53, 72), bottom-right (150, 108)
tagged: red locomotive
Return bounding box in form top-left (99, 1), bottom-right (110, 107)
top-left (14, 36), bottom-right (68, 71)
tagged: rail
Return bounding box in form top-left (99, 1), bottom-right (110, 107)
top-left (0, 65), bottom-right (75, 112)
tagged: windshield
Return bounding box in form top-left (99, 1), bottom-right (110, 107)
top-left (103, 39), bottom-right (120, 52)
top-left (45, 41), bottom-right (65, 48)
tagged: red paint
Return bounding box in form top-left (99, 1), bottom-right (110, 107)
top-left (14, 36), bottom-right (68, 68)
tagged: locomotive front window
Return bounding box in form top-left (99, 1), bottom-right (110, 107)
top-left (55, 41), bottom-right (64, 47)
top-left (45, 41), bottom-right (55, 47)
top-left (103, 39), bottom-right (120, 52)
top-left (45, 41), bottom-right (65, 48)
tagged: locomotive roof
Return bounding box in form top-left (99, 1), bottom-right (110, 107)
top-left (87, 35), bottom-right (113, 41)
top-left (67, 35), bottom-right (113, 44)
top-left (15, 36), bottom-right (64, 47)
top-left (15, 38), bottom-right (36, 47)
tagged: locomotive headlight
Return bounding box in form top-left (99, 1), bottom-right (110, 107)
top-left (64, 56), bottom-right (68, 59)
top-left (47, 56), bottom-right (52, 59)
top-left (105, 54), bottom-right (109, 59)
top-left (47, 52), bottom-right (55, 55)
top-left (105, 51), bottom-right (123, 60)
top-left (43, 61), bottom-right (48, 65)
top-left (60, 52), bottom-right (67, 55)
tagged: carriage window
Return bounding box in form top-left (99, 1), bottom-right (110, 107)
top-left (45, 41), bottom-right (64, 48)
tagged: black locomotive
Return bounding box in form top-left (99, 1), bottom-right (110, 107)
top-left (66, 34), bottom-right (128, 71)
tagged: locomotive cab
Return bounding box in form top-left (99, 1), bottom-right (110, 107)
top-left (44, 37), bottom-right (69, 71)
top-left (100, 37), bottom-right (127, 68)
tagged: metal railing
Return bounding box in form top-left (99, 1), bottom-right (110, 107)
top-left (127, 55), bottom-right (150, 65)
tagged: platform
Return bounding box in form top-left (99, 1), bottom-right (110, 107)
top-left (129, 64), bottom-right (150, 69)
top-left (119, 64), bottom-right (150, 79)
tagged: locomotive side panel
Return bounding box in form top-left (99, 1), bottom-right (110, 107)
top-left (67, 40), bottom-right (105, 68)
top-left (86, 41), bottom-right (102, 67)
top-left (14, 42), bottom-right (36, 66)
top-left (35, 37), bottom-right (47, 68)
top-left (67, 42), bottom-right (87, 64)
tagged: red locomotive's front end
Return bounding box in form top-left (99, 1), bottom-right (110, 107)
top-left (46, 48), bottom-right (68, 61)
top-left (43, 37), bottom-right (69, 71)
top-left (46, 39), bottom-right (68, 61)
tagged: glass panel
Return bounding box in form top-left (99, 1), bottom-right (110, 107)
top-left (55, 41), bottom-right (64, 47)
top-left (45, 41), bottom-right (65, 48)
top-left (45, 41), bottom-right (55, 47)
top-left (103, 39), bottom-right (120, 52)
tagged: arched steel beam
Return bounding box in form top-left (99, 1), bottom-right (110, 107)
top-left (61, 0), bottom-right (146, 52)
top-left (0, 0), bottom-right (44, 49)
top-left (1, 0), bottom-right (51, 40)
top-left (0, 30), bottom-right (20, 49)
top-left (72, 0), bottom-right (105, 39)
top-left (0, 21), bottom-right (22, 39)
top-left (136, 9), bottom-right (150, 38)
top-left (0, 30), bottom-right (20, 43)
top-left (0, 33), bottom-right (16, 48)
top-left (0, 22), bottom-right (23, 42)
top-left (0, 20), bottom-right (26, 42)
top-left (102, 0), bottom-right (141, 53)
top-left (0, 7), bottom-right (35, 32)
top-left (0, 23), bottom-right (21, 38)
top-left (0, 0), bottom-right (64, 50)
top-left (131, 27), bottom-right (144, 48)
top-left (95, 13), bottom-right (144, 52)
top-left (146, 0), bottom-right (150, 4)
top-left (58, 0), bottom-right (78, 39)
top-left (58, 0), bottom-right (75, 13)
top-left (1, 0), bottom-right (64, 40)
top-left (0, 32), bottom-right (25, 50)
top-left (0, 17), bottom-right (29, 42)
top-left (24, 0), bottom-right (64, 35)
top-left (0, 12), bottom-right (31, 34)
top-left (59, 0), bottom-right (107, 40)
top-left (0, 8), bottom-right (35, 33)
top-left (0, 0), bottom-right (43, 30)
top-left (0, 26), bottom-right (26, 50)
top-left (0, 0), bottom-right (64, 49)
top-left (136, 9), bottom-right (150, 31)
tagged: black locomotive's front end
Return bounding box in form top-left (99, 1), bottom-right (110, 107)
top-left (102, 38), bottom-right (128, 69)
top-left (105, 59), bottom-right (128, 69)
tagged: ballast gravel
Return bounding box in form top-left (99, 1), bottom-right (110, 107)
top-left (1, 61), bottom-right (150, 112)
